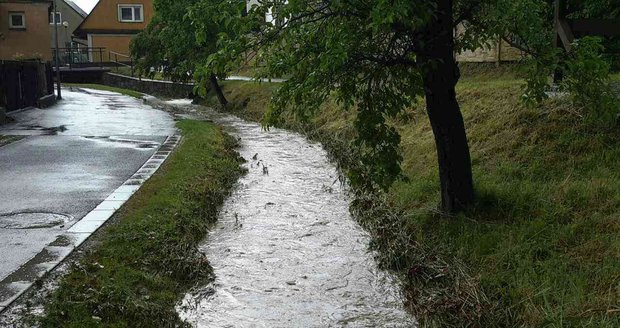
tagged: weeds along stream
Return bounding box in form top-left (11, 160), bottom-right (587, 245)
top-left (166, 100), bottom-right (416, 327)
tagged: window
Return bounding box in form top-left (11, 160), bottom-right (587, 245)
top-left (49, 11), bottom-right (62, 25)
top-left (118, 5), bottom-right (143, 22)
top-left (9, 12), bottom-right (26, 29)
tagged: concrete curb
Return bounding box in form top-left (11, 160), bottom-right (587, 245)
top-left (0, 133), bottom-right (182, 314)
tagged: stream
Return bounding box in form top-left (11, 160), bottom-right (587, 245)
top-left (167, 100), bottom-right (416, 327)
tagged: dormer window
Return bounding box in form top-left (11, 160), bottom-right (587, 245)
top-left (118, 5), bottom-right (143, 23)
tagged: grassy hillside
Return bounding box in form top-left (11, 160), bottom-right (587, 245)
top-left (202, 72), bottom-right (620, 327)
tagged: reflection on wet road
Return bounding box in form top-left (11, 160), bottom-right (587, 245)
top-left (169, 101), bottom-right (416, 327)
top-left (0, 89), bottom-right (175, 301)
top-left (0, 88), bottom-right (173, 137)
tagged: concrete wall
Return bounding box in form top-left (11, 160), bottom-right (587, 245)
top-left (457, 39), bottom-right (525, 63)
top-left (0, 2), bottom-right (53, 60)
top-left (102, 72), bottom-right (196, 99)
top-left (455, 23), bottom-right (525, 63)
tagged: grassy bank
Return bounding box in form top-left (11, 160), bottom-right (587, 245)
top-left (64, 83), bottom-right (144, 99)
top-left (0, 135), bottom-right (22, 147)
top-left (202, 74), bottom-right (620, 327)
top-left (41, 120), bottom-right (244, 327)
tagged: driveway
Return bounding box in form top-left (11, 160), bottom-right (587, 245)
top-left (0, 88), bottom-right (176, 310)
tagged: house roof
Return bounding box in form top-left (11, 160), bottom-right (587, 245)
top-left (74, 0), bottom-right (103, 38)
top-left (64, 0), bottom-right (88, 18)
top-left (75, 0), bottom-right (153, 38)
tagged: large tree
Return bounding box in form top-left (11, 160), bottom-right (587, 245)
top-left (197, 0), bottom-right (491, 213)
top-left (191, 0), bottom-right (617, 213)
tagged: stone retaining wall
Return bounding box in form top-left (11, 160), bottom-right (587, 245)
top-left (102, 73), bottom-right (197, 99)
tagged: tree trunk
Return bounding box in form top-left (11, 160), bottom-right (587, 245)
top-left (416, 0), bottom-right (475, 213)
top-left (210, 74), bottom-right (228, 106)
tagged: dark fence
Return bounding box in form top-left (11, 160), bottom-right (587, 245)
top-left (0, 60), bottom-right (54, 112)
top-left (53, 47), bottom-right (106, 68)
top-left (52, 47), bottom-right (135, 69)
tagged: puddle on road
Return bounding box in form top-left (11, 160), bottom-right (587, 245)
top-left (83, 136), bottom-right (160, 149)
top-left (169, 101), bottom-right (416, 327)
top-left (0, 212), bottom-right (72, 229)
top-left (16, 124), bottom-right (68, 135)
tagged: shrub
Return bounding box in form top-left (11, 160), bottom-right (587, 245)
top-left (561, 37), bottom-right (620, 125)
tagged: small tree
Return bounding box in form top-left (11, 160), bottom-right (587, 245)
top-left (131, 0), bottom-right (240, 105)
top-left (479, 0), bottom-right (619, 112)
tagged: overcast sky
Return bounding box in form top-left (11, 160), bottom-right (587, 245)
top-left (72, 0), bottom-right (98, 13)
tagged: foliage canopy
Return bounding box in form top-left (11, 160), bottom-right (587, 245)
top-left (141, 0), bottom-right (619, 204)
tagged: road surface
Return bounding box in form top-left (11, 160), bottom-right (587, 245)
top-left (0, 88), bottom-right (175, 310)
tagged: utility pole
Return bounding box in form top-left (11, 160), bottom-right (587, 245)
top-left (53, 0), bottom-right (62, 100)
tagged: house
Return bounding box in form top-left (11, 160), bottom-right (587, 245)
top-left (0, 0), bottom-right (53, 60)
top-left (49, 0), bottom-right (87, 50)
top-left (75, 0), bottom-right (154, 62)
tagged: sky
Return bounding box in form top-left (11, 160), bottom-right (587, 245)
top-left (72, 0), bottom-right (98, 14)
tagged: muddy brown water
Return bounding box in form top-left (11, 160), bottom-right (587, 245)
top-left (167, 100), bottom-right (416, 327)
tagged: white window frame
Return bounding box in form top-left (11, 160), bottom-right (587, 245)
top-left (8, 12), bottom-right (26, 29)
top-left (118, 4), bottom-right (144, 23)
top-left (50, 11), bottom-right (62, 25)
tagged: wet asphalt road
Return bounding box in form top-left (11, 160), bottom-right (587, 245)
top-left (0, 88), bottom-right (175, 282)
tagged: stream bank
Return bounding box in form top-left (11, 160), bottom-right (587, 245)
top-left (162, 100), bottom-right (416, 327)
top-left (21, 120), bottom-right (245, 327)
top-left (195, 77), bottom-right (620, 327)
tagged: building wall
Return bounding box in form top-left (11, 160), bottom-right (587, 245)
top-left (79, 0), bottom-right (153, 31)
top-left (79, 0), bottom-right (154, 60)
top-left (49, 1), bottom-right (86, 49)
top-left (456, 39), bottom-right (526, 63)
top-left (89, 34), bottom-right (135, 61)
top-left (455, 24), bottom-right (525, 63)
top-left (0, 2), bottom-right (53, 60)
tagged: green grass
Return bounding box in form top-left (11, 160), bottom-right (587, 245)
top-left (201, 71), bottom-right (620, 327)
top-left (0, 135), bottom-right (22, 147)
top-left (41, 120), bottom-right (244, 327)
top-left (65, 83), bottom-right (145, 99)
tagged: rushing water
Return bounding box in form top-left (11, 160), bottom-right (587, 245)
top-left (169, 100), bottom-right (416, 328)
